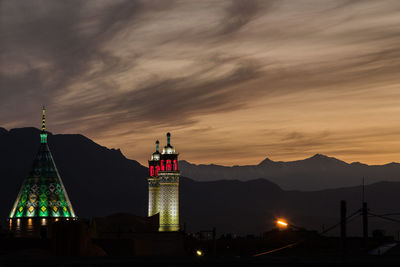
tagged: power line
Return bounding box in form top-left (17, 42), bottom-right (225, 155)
top-left (320, 209), bottom-right (361, 235)
top-left (368, 212), bottom-right (400, 224)
top-left (253, 209), bottom-right (361, 257)
top-left (253, 241), bottom-right (300, 257)
top-left (254, 207), bottom-right (400, 258)
top-left (372, 213), bottom-right (400, 217)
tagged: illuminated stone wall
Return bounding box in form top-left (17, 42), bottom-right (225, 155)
top-left (158, 172), bottom-right (179, 232)
top-left (148, 177), bottom-right (160, 217)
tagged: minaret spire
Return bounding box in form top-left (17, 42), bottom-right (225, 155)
top-left (40, 106), bottom-right (47, 144)
top-left (167, 132), bottom-right (171, 146)
top-left (42, 105), bottom-right (46, 132)
top-left (156, 140), bottom-right (160, 152)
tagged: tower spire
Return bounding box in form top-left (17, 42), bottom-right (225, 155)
top-left (167, 132), bottom-right (171, 146)
top-left (42, 105), bottom-right (46, 132)
top-left (156, 140), bottom-right (160, 152)
top-left (40, 106), bottom-right (47, 144)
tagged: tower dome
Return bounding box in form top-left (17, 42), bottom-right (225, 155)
top-left (9, 107), bottom-right (76, 236)
top-left (151, 140), bottom-right (161, 161)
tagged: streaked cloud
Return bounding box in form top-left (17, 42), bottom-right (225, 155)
top-left (1, 0), bottom-right (400, 165)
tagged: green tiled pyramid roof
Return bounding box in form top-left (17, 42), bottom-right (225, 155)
top-left (9, 107), bottom-right (76, 218)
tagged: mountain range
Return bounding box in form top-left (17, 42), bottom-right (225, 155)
top-left (1, 127), bottom-right (400, 235)
top-left (179, 155), bottom-right (400, 190)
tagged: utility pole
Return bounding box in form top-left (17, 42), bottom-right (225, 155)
top-left (340, 200), bottom-right (347, 257)
top-left (362, 202), bottom-right (368, 248)
top-left (362, 177), bottom-right (365, 204)
top-left (361, 177), bottom-right (368, 248)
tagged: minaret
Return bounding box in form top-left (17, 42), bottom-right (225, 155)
top-left (9, 106), bottom-right (76, 236)
top-left (148, 140), bottom-right (161, 217)
top-left (158, 132), bottom-right (180, 232)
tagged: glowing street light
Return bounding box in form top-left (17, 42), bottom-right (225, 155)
top-left (196, 250), bottom-right (203, 256)
top-left (276, 219), bottom-right (288, 227)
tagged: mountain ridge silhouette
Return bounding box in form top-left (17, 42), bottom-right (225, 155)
top-left (1, 127), bottom-right (400, 235)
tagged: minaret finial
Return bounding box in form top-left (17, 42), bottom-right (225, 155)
top-left (167, 132), bottom-right (171, 146)
top-left (40, 106), bottom-right (47, 144)
top-left (42, 105), bottom-right (46, 132)
top-left (156, 140), bottom-right (159, 152)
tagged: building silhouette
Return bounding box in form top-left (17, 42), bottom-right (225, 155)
top-left (148, 133), bottom-right (180, 231)
top-left (8, 107), bottom-right (76, 236)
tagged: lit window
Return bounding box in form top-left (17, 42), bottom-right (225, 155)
top-left (161, 160), bottom-right (165, 171)
top-left (150, 166), bottom-right (154, 176)
top-left (156, 166), bottom-right (160, 176)
top-left (166, 160), bottom-right (172, 171)
top-left (173, 160), bottom-right (178, 171)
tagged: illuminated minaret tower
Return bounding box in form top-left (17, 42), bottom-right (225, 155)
top-left (158, 133), bottom-right (180, 232)
top-left (148, 140), bottom-right (161, 217)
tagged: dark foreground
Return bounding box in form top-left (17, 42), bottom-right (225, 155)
top-left (1, 237), bottom-right (400, 266)
top-left (1, 256), bottom-right (400, 267)
top-left (2, 221), bottom-right (400, 266)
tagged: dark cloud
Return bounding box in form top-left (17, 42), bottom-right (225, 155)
top-left (220, 0), bottom-right (259, 35)
top-left (2, 0), bottom-right (400, 165)
top-left (0, 0), bottom-right (170, 123)
top-left (57, 56), bottom-right (262, 135)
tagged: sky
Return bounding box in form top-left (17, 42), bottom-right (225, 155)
top-left (1, 0), bottom-right (400, 166)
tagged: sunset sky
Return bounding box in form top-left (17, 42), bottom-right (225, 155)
top-left (1, 0), bottom-right (400, 166)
